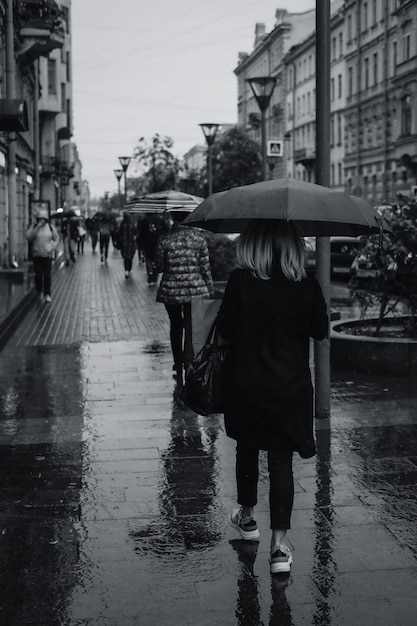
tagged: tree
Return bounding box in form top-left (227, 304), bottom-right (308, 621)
top-left (350, 201), bottom-right (417, 337)
top-left (132, 134), bottom-right (179, 193)
top-left (204, 126), bottom-right (262, 194)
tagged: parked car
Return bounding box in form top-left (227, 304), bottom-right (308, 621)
top-left (304, 236), bottom-right (361, 277)
top-left (350, 252), bottom-right (381, 284)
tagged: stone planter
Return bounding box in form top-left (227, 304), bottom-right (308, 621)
top-left (331, 318), bottom-right (417, 377)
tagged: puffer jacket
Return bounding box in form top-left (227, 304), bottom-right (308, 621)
top-left (26, 221), bottom-right (60, 257)
top-left (155, 225), bottom-right (214, 304)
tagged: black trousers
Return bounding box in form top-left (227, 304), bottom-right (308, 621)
top-left (123, 257), bottom-right (133, 272)
top-left (164, 303), bottom-right (193, 385)
top-left (236, 442), bottom-right (294, 529)
top-left (99, 234), bottom-right (110, 259)
top-left (33, 256), bottom-right (52, 297)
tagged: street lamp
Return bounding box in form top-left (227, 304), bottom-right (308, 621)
top-left (246, 76), bottom-right (277, 181)
top-left (199, 123), bottom-right (220, 196)
top-left (114, 168), bottom-right (123, 208)
top-left (118, 156), bottom-right (131, 204)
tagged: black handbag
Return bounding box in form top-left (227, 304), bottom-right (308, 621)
top-left (181, 320), bottom-right (229, 416)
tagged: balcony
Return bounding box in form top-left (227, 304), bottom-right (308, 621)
top-left (17, 0), bottom-right (65, 65)
top-left (40, 156), bottom-right (74, 179)
top-left (294, 147), bottom-right (315, 166)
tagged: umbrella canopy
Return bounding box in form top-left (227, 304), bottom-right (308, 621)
top-left (92, 209), bottom-right (120, 220)
top-left (182, 178), bottom-right (392, 237)
top-left (50, 209), bottom-right (78, 219)
top-left (124, 190), bottom-right (204, 214)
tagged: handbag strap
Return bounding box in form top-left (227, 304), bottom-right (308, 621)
top-left (205, 319), bottom-right (219, 346)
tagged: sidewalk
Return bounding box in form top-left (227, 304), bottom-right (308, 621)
top-left (0, 242), bottom-right (417, 625)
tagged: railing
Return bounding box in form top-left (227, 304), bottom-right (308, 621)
top-left (17, 0), bottom-right (64, 37)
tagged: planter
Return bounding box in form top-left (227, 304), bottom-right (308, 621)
top-left (331, 318), bottom-right (417, 377)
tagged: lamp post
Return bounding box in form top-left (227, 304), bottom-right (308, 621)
top-left (118, 156), bottom-right (131, 204)
top-left (246, 76), bottom-right (277, 181)
top-left (199, 123), bottom-right (220, 196)
top-left (114, 168), bottom-right (123, 208)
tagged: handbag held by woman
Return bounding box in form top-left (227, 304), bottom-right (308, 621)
top-left (181, 320), bottom-right (229, 416)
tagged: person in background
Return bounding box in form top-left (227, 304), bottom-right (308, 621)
top-left (61, 217), bottom-right (76, 266)
top-left (86, 217), bottom-right (99, 254)
top-left (140, 214), bottom-right (163, 284)
top-left (118, 211), bottom-right (136, 278)
top-left (77, 217), bottom-right (87, 254)
top-left (216, 219), bottom-right (328, 575)
top-left (155, 210), bottom-right (214, 400)
top-left (98, 216), bottom-right (114, 265)
top-left (26, 208), bottom-right (60, 303)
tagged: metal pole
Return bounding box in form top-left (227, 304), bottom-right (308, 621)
top-left (261, 108), bottom-right (267, 181)
top-left (314, 0), bottom-right (331, 418)
top-left (33, 60), bottom-right (40, 201)
top-left (208, 143), bottom-right (213, 196)
top-left (6, 0), bottom-right (18, 266)
top-left (124, 172), bottom-right (127, 204)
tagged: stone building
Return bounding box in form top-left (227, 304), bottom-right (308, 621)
top-left (235, 0), bottom-right (417, 205)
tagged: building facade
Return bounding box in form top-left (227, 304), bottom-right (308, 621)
top-left (0, 0), bottom-right (84, 267)
top-left (235, 0), bottom-right (417, 205)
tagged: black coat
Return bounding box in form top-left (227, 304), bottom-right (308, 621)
top-left (216, 268), bottom-right (328, 458)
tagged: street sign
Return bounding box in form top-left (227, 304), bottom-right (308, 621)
top-left (267, 139), bottom-right (283, 157)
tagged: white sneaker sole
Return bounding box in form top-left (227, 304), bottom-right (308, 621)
top-left (228, 514), bottom-right (260, 541)
top-left (270, 558), bottom-right (292, 574)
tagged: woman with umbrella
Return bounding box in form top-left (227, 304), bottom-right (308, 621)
top-left (215, 219), bottom-right (328, 574)
top-left (117, 212), bottom-right (136, 278)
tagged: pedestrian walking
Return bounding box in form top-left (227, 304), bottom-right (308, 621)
top-left (139, 214), bottom-right (163, 284)
top-left (86, 217), bottom-right (99, 253)
top-left (76, 218), bottom-right (87, 254)
top-left (155, 211), bottom-right (214, 399)
top-left (26, 207), bottom-right (60, 303)
top-left (61, 217), bottom-right (78, 265)
top-left (216, 220), bottom-right (328, 574)
top-left (118, 212), bottom-right (136, 278)
top-left (98, 217), bottom-right (114, 265)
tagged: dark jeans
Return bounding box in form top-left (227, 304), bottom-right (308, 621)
top-left (164, 303), bottom-right (193, 386)
top-left (236, 442), bottom-right (294, 529)
top-left (90, 232), bottom-right (98, 251)
top-left (123, 257), bottom-right (133, 272)
top-left (100, 234), bottom-right (110, 259)
top-left (33, 256), bottom-right (52, 296)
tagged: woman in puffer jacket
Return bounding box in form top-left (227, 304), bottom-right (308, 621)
top-left (26, 208), bottom-right (60, 303)
top-left (155, 210), bottom-right (214, 393)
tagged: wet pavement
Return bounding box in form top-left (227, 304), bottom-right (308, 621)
top-left (1, 243), bottom-right (417, 625)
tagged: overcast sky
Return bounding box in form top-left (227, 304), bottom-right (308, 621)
top-left (71, 0), bottom-right (315, 198)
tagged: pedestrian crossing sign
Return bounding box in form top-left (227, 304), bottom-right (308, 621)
top-left (267, 140), bottom-right (283, 157)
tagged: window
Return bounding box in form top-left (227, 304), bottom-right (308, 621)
top-left (331, 115), bottom-right (335, 147)
top-left (404, 34), bottom-right (411, 61)
top-left (338, 74), bottom-right (342, 98)
top-left (339, 32), bottom-right (343, 56)
top-left (66, 52), bottom-right (70, 82)
top-left (332, 37), bottom-right (336, 61)
top-left (401, 95), bottom-right (412, 135)
top-left (337, 113), bottom-right (342, 145)
top-left (338, 163), bottom-right (342, 185)
top-left (373, 52), bottom-right (378, 85)
top-left (48, 59), bottom-right (57, 95)
top-left (372, 0), bottom-right (378, 25)
top-left (363, 2), bottom-right (368, 31)
top-left (393, 41), bottom-right (397, 76)
top-left (364, 58), bottom-right (369, 89)
top-left (61, 83), bottom-right (65, 112)
top-left (347, 14), bottom-right (352, 41)
top-left (348, 66), bottom-right (353, 96)
top-left (331, 77), bottom-right (335, 101)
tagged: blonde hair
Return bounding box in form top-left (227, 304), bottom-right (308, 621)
top-left (236, 219), bottom-right (307, 281)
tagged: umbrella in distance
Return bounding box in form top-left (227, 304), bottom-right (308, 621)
top-left (125, 190), bottom-right (204, 214)
top-left (183, 178), bottom-right (392, 237)
top-left (50, 208), bottom-right (78, 219)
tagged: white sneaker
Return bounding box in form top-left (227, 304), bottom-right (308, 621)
top-left (44, 295), bottom-right (51, 303)
top-left (270, 544), bottom-right (293, 574)
top-left (228, 508), bottom-right (260, 541)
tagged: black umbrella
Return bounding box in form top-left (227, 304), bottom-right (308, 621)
top-left (50, 209), bottom-right (78, 219)
top-left (183, 178), bottom-right (392, 237)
